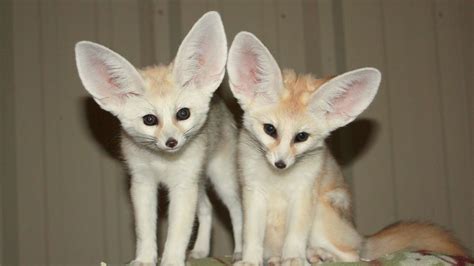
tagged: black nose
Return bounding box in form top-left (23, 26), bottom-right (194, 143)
top-left (165, 138), bottom-right (178, 148)
top-left (274, 160), bottom-right (287, 169)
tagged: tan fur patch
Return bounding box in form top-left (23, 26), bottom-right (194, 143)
top-left (365, 221), bottom-right (468, 259)
top-left (154, 122), bottom-right (164, 139)
top-left (278, 69), bottom-right (333, 115)
top-left (290, 145), bottom-right (297, 157)
top-left (268, 139), bottom-right (281, 152)
top-left (319, 200), bottom-right (358, 254)
top-left (314, 149), bottom-right (354, 222)
top-left (139, 64), bottom-right (176, 96)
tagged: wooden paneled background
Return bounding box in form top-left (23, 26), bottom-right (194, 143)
top-left (1, 0), bottom-right (472, 264)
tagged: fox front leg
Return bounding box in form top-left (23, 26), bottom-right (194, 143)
top-left (281, 190), bottom-right (312, 266)
top-left (160, 185), bottom-right (199, 266)
top-left (234, 188), bottom-right (267, 266)
top-left (130, 176), bottom-right (159, 264)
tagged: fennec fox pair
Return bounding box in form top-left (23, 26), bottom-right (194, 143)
top-left (227, 32), bottom-right (467, 265)
top-left (75, 11), bottom-right (467, 266)
top-left (76, 12), bottom-right (242, 265)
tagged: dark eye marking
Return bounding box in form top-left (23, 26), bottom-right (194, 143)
top-left (263, 123), bottom-right (277, 138)
top-left (176, 107), bottom-right (191, 120)
top-left (143, 114), bottom-right (159, 126)
top-left (294, 132), bottom-right (309, 143)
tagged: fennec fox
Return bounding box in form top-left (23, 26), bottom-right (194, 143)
top-left (75, 12), bottom-right (242, 266)
top-left (227, 32), bottom-right (467, 265)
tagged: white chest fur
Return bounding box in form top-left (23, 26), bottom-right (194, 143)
top-left (121, 131), bottom-right (207, 187)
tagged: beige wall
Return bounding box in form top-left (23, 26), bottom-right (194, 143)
top-left (1, 0), bottom-right (472, 264)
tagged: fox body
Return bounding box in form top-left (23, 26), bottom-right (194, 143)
top-left (227, 32), bottom-right (467, 265)
top-left (227, 31), bottom-right (378, 266)
top-left (75, 12), bottom-right (242, 266)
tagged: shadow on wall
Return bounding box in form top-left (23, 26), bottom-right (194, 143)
top-left (327, 118), bottom-right (380, 168)
top-left (83, 97), bottom-right (123, 161)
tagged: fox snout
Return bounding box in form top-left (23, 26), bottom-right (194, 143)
top-left (274, 160), bottom-right (287, 169)
top-left (268, 157), bottom-right (294, 170)
top-left (158, 134), bottom-right (184, 152)
top-left (155, 125), bottom-right (186, 152)
top-left (165, 138), bottom-right (178, 148)
top-left (266, 146), bottom-right (295, 170)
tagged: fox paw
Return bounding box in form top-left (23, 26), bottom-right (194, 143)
top-left (267, 256), bottom-right (281, 266)
top-left (233, 261), bottom-right (258, 266)
top-left (232, 252), bottom-right (243, 262)
top-left (306, 248), bottom-right (334, 263)
top-left (188, 249), bottom-right (209, 259)
top-left (281, 257), bottom-right (306, 266)
top-left (159, 260), bottom-right (185, 266)
top-left (129, 260), bottom-right (157, 266)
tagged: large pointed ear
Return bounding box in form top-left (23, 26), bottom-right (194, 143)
top-left (311, 67), bottom-right (381, 130)
top-left (75, 41), bottom-right (145, 114)
top-left (172, 11), bottom-right (227, 94)
top-left (227, 32), bottom-right (283, 109)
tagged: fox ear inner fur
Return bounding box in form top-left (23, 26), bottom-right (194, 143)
top-left (310, 67), bottom-right (381, 130)
top-left (74, 41), bottom-right (145, 115)
top-left (227, 31), bottom-right (283, 108)
top-left (172, 11), bottom-right (227, 94)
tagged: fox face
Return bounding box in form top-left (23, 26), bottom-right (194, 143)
top-left (240, 71), bottom-right (334, 169)
top-left (227, 32), bottom-right (381, 170)
top-left (75, 12), bottom-right (227, 153)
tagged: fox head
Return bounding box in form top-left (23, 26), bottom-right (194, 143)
top-left (227, 32), bottom-right (381, 170)
top-left (75, 12), bottom-right (227, 153)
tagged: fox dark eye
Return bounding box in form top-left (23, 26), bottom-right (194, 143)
top-left (143, 114), bottom-right (158, 126)
top-left (263, 123), bottom-right (277, 138)
top-left (294, 132), bottom-right (309, 143)
top-left (176, 108), bottom-right (190, 120)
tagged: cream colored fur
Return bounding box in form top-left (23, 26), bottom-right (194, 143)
top-left (228, 31), bottom-right (467, 265)
top-left (361, 222), bottom-right (468, 260)
top-left (75, 12), bottom-right (242, 266)
top-left (227, 32), bottom-right (380, 266)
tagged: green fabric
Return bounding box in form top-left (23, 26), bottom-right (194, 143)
top-left (187, 251), bottom-right (474, 266)
top-left (106, 250), bottom-right (473, 265)
top-left (322, 250), bottom-right (473, 265)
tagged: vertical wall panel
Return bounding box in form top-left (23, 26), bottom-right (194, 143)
top-left (95, 1), bottom-right (117, 261)
top-left (262, 0), bottom-right (279, 57)
top-left (340, 0), bottom-right (397, 234)
top-left (382, 0), bottom-right (450, 225)
top-left (153, 0), bottom-right (172, 63)
top-left (434, 0), bottom-right (473, 249)
top-left (316, 0), bottom-right (339, 75)
top-left (94, 1), bottom-right (127, 263)
top-left (0, 155), bottom-right (2, 262)
top-left (220, 0), bottom-right (263, 40)
top-left (0, 30), bottom-right (3, 259)
top-left (462, 0), bottom-right (474, 251)
top-left (50, 1), bottom-right (104, 263)
top-left (0, 0), bottom-right (6, 260)
top-left (276, 0), bottom-right (306, 72)
top-left (40, 0), bottom-right (61, 263)
top-left (302, 0), bottom-right (322, 75)
top-left (179, 0), bottom-right (209, 40)
top-left (110, 2), bottom-right (142, 261)
top-left (139, 0), bottom-right (157, 67)
top-left (12, 1), bottom-right (48, 264)
top-left (0, 0), bottom-right (16, 263)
